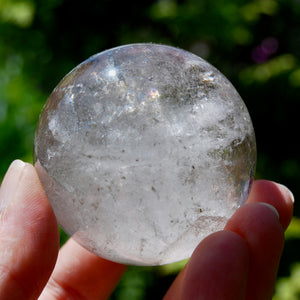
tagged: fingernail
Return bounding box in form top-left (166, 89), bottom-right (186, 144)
top-left (0, 160), bottom-right (26, 212)
top-left (259, 202), bottom-right (280, 219)
top-left (277, 183), bottom-right (295, 203)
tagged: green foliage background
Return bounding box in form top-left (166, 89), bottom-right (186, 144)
top-left (0, 0), bottom-right (299, 298)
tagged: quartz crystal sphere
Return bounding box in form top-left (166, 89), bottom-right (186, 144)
top-left (34, 43), bottom-right (256, 266)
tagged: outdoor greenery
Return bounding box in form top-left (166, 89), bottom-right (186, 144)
top-left (0, 0), bottom-right (299, 298)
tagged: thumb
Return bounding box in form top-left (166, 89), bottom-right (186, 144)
top-left (0, 160), bottom-right (59, 299)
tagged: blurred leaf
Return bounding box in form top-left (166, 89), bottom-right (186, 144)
top-left (59, 227), bottom-right (69, 246)
top-left (285, 217), bottom-right (300, 240)
top-left (239, 54), bottom-right (296, 84)
top-left (0, 0), bottom-right (35, 27)
top-left (289, 68), bottom-right (300, 87)
top-left (280, 160), bottom-right (300, 180)
top-left (111, 267), bottom-right (155, 300)
top-left (149, 0), bottom-right (178, 19)
top-left (241, 0), bottom-right (278, 22)
top-left (273, 263), bottom-right (300, 300)
top-left (158, 258), bottom-right (188, 275)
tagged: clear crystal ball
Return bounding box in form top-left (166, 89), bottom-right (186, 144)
top-left (34, 44), bottom-right (256, 266)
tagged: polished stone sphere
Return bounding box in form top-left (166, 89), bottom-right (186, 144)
top-left (34, 44), bottom-right (256, 266)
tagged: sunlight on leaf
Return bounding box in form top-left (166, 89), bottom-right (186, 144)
top-left (0, 0), bottom-right (35, 27)
top-left (149, 0), bottom-right (178, 19)
top-left (239, 54), bottom-right (296, 84)
top-left (273, 263), bottom-right (300, 300)
top-left (241, 0), bottom-right (278, 22)
top-left (285, 217), bottom-right (300, 240)
top-left (158, 258), bottom-right (189, 275)
top-left (289, 68), bottom-right (300, 87)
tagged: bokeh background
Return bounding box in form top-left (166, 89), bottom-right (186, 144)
top-left (0, 0), bottom-right (299, 298)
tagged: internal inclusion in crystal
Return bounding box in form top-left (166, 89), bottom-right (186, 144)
top-left (34, 43), bottom-right (256, 266)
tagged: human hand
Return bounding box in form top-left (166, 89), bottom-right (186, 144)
top-left (0, 160), bottom-right (294, 299)
top-left (164, 178), bottom-right (294, 300)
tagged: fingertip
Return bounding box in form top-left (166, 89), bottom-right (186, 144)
top-left (247, 180), bottom-right (294, 230)
top-left (9, 159), bottom-right (26, 170)
top-left (259, 202), bottom-right (279, 219)
top-left (277, 183), bottom-right (294, 203)
top-left (0, 160), bottom-right (26, 213)
top-left (225, 202), bottom-right (284, 241)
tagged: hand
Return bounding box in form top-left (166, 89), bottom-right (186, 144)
top-left (0, 160), bottom-right (293, 300)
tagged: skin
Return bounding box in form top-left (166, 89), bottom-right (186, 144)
top-left (0, 160), bottom-right (294, 300)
